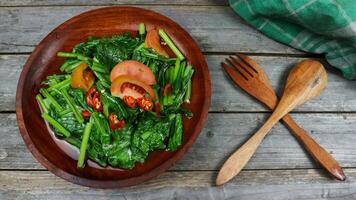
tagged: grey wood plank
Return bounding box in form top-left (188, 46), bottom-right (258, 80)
top-left (0, 6), bottom-right (301, 54)
top-left (2, 55), bottom-right (355, 112)
top-left (2, 113), bottom-right (356, 170)
top-left (1, 169), bottom-right (356, 199)
top-left (0, 55), bottom-right (26, 112)
top-left (0, 0), bottom-right (227, 6)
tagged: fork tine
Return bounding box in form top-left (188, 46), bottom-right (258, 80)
top-left (226, 57), bottom-right (251, 79)
top-left (221, 62), bottom-right (248, 81)
top-left (236, 53), bottom-right (258, 74)
top-left (230, 55), bottom-right (256, 77)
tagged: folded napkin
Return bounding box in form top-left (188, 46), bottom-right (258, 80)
top-left (229, 0), bottom-right (356, 80)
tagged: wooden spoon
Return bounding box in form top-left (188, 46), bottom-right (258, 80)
top-left (216, 59), bottom-right (328, 185)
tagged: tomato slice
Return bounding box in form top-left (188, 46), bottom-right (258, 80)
top-left (123, 96), bottom-right (136, 108)
top-left (110, 60), bottom-right (156, 85)
top-left (145, 29), bottom-right (169, 57)
top-left (71, 62), bottom-right (94, 91)
top-left (108, 113), bottom-right (125, 130)
top-left (137, 97), bottom-right (153, 111)
top-left (111, 75), bottom-right (156, 100)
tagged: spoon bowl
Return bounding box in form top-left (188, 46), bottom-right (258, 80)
top-left (279, 59), bottom-right (327, 114)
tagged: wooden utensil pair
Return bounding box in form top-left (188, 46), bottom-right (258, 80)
top-left (218, 54), bottom-right (345, 185)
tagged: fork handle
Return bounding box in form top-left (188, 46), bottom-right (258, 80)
top-left (216, 112), bottom-right (280, 185)
top-left (282, 114), bottom-right (346, 181)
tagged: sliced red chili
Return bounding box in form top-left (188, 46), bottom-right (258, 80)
top-left (86, 87), bottom-right (96, 107)
top-left (155, 102), bottom-right (161, 117)
top-left (108, 113), bottom-right (125, 130)
top-left (86, 87), bottom-right (103, 112)
top-left (137, 97), bottom-right (153, 111)
top-left (163, 83), bottom-right (172, 96)
top-left (81, 110), bottom-right (91, 118)
top-left (123, 96), bottom-right (136, 108)
top-left (92, 93), bottom-right (103, 112)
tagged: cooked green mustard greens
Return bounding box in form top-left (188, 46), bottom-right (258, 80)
top-left (37, 23), bottom-right (194, 169)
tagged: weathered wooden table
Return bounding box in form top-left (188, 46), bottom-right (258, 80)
top-left (1, 1), bottom-right (356, 199)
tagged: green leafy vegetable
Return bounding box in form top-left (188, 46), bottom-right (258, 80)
top-left (37, 24), bottom-right (194, 169)
top-left (61, 88), bottom-right (84, 123)
top-left (168, 114), bottom-right (183, 151)
top-left (42, 113), bottom-right (71, 138)
top-left (40, 88), bottom-right (64, 112)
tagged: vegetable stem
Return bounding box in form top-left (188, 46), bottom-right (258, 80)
top-left (64, 61), bottom-right (83, 73)
top-left (158, 29), bottom-right (185, 61)
top-left (47, 77), bottom-right (71, 91)
top-left (168, 114), bottom-right (183, 151)
top-left (184, 79), bottom-right (192, 103)
top-left (42, 113), bottom-right (71, 137)
top-left (92, 112), bottom-right (107, 136)
top-left (61, 89), bottom-right (84, 123)
top-left (93, 72), bottom-right (111, 89)
top-left (40, 88), bottom-right (64, 112)
top-left (59, 60), bottom-right (80, 72)
top-left (173, 59), bottom-right (180, 88)
top-left (77, 122), bottom-right (93, 168)
top-left (36, 94), bottom-right (48, 113)
top-left (152, 84), bottom-right (159, 104)
top-left (103, 104), bottom-right (109, 118)
top-left (57, 52), bottom-right (87, 61)
top-left (139, 23), bottom-right (145, 35)
top-left (59, 108), bottom-right (72, 117)
top-left (91, 60), bottom-right (108, 73)
top-left (169, 67), bottom-right (175, 84)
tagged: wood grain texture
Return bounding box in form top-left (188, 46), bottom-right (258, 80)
top-left (0, 6), bottom-right (301, 54)
top-left (1, 55), bottom-right (355, 112)
top-left (222, 54), bottom-right (345, 181)
top-left (2, 113), bottom-right (356, 170)
top-left (218, 60), bottom-right (344, 185)
top-left (2, 1), bottom-right (355, 197)
top-left (1, 169), bottom-right (356, 199)
top-left (0, 0), bottom-right (227, 6)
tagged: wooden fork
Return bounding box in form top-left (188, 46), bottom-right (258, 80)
top-left (220, 54), bottom-right (345, 181)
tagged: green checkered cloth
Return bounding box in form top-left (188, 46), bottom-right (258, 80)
top-left (230, 0), bottom-right (356, 80)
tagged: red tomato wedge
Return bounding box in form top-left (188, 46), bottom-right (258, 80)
top-left (71, 62), bottom-right (94, 91)
top-left (110, 60), bottom-right (156, 85)
top-left (145, 29), bottom-right (169, 57)
top-left (111, 75), bottom-right (156, 100)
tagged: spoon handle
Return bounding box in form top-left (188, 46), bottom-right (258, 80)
top-left (282, 115), bottom-right (346, 181)
top-left (216, 112), bottom-right (281, 185)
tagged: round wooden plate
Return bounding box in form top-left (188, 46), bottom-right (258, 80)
top-left (16, 6), bottom-right (211, 188)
